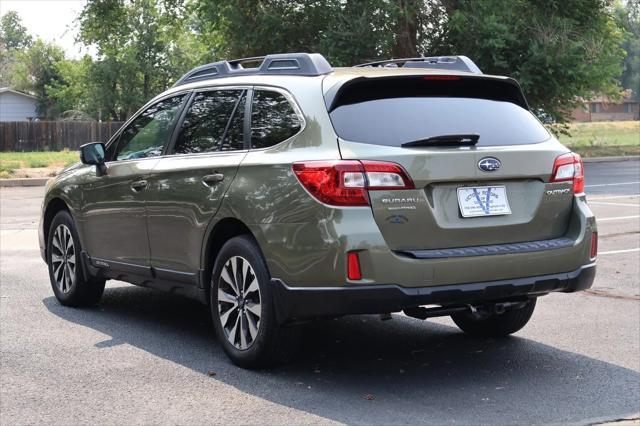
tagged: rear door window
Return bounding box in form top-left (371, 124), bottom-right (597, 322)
top-left (250, 90), bottom-right (302, 149)
top-left (173, 89), bottom-right (244, 154)
top-left (328, 77), bottom-right (550, 147)
top-left (220, 92), bottom-right (246, 152)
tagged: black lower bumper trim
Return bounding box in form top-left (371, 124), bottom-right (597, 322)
top-left (398, 237), bottom-right (575, 259)
top-left (272, 263), bottom-right (596, 321)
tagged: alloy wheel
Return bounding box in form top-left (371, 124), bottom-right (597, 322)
top-left (217, 256), bottom-right (262, 350)
top-left (51, 224), bottom-right (76, 294)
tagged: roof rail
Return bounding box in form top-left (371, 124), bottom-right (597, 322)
top-left (173, 53), bottom-right (333, 87)
top-left (354, 56), bottom-right (482, 74)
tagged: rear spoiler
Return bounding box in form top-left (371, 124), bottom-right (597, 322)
top-left (324, 74), bottom-right (530, 112)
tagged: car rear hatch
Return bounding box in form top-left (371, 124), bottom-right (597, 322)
top-left (325, 73), bottom-right (577, 252)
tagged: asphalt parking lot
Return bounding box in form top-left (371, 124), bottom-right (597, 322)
top-left (1, 160), bottom-right (639, 425)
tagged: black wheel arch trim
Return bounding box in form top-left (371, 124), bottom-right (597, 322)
top-left (42, 192), bottom-right (87, 262)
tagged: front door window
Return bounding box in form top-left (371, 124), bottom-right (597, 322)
top-left (114, 95), bottom-right (187, 161)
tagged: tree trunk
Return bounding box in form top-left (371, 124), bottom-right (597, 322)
top-left (143, 72), bottom-right (149, 99)
top-left (392, 0), bottom-right (419, 58)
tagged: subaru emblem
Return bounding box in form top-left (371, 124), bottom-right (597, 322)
top-left (478, 157), bottom-right (501, 172)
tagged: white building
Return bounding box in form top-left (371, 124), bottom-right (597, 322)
top-left (0, 88), bottom-right (38, 121)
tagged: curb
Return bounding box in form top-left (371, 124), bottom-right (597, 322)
top-left (583, 155), bottom-right (639, 163)
top-left (0, 178), bottom-right (50, 187)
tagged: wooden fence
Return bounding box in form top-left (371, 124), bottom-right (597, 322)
top-left (0, 121), bottom-right (125, 151)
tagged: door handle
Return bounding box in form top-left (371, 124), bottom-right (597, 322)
top-left (203, 173), bottom-right (224, 186)
top-left (131, 179), bottom-right (148, 191)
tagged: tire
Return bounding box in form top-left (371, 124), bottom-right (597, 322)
top-left (210, 235), bottom-right (298, 368)
top-left (47, 210), bottom-right (105, 307)
top-left (451, 299), bottom-right (537, 337)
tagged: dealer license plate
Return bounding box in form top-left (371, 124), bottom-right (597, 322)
top-left (457, 186), bottom-right (512, 217)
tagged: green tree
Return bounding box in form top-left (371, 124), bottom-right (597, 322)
top-left (194, 0), bottom-right (398, 65)
top-left (10, 39), bottom-right (66, 117)
top-left (319, 0), bottom-right (395, 65)
top-left (434, 0), bottom-right (625, 122)
top-left (77, 0), bottom-right (207, 120)
top-left (0, 11), bottom-right (33, 86)
top-left (617, 1), bottom-right (639, 94)
top-left (0, 11), bottom-right (32, 50)
top-left (0, 41), bottom-right (12, 87)
top-left (45, 55), bottom-right (93, 117)
top-left (194, 0), bottom-right (625, 123)
top-left (194, 0), bottom-right (326, 60)
top-left (67, 0), bottom-right (627, 123)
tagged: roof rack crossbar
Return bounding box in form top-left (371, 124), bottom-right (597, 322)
top-left (173, 53), bottom-right (332, 87)
top-left (354, 56), bottom-right (482, 74)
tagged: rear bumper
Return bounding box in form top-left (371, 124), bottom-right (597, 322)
top-left (272, 262), bottom-right (596, 321)
top-left (254, 193), bottom-right (596, 290)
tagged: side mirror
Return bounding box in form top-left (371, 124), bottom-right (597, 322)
top-left (80, 142), bottom-right (107, 176)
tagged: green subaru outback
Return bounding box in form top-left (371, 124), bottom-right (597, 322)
top-left (39, 53), bottom-right (597, 368)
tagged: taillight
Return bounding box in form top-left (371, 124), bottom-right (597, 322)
top-left (551, 152), bottom-right (584, 194)
top-left (590, 232), bottom-right (598, 260)
top-left (292, 160), bottom-right (414, 206)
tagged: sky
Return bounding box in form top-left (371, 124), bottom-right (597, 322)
top-left (0, 0), bottom-right (92, 58)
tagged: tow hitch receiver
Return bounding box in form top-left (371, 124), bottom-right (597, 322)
top-left (403, 301), bottom-right (530, 320)
top-left (403, 305), bottom-right (470, 320)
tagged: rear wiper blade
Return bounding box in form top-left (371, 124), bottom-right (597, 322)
top-left (401, 134), bottom-right (479, 147)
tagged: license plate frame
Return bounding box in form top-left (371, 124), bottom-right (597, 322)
top-left (457, 185), bottom-right (512, 218)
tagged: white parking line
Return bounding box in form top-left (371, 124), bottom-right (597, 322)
top-left (585, 181), bottom-right (640, 188)
top-left (589, 194), bottom-right (640, 200)
top-left (599, 248), bottom-right (640, 255)
top-left (590, 201), bottom-right (640, 207)
top-left (597, 215), bottom-right (640, 222)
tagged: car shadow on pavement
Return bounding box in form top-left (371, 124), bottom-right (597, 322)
top-left (43, 285), bottom-right (640, 425)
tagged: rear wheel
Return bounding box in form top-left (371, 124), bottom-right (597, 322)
top-left (47, 210), bottom-right (105, 307)
top-left (451, 299), bottom-right (537, 337)
top-left (210, 235), bottom-right (298, 368)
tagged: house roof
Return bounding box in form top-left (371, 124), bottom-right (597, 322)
top-left (0, 87), bottom-right (38, 100)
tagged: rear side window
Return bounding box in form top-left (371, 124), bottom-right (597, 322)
top-left (328, 77), bottom-right (549, 147)
top-left (250, 90), bottom-right (302, 149)
top-left (173, 89), bottom-right (244, 154)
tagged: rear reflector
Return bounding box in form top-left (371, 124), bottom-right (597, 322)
top-left (347, 251), bottom-right (362, 280)
top-left (551, 152), bottom-right (584, 194)
top-left (590, 232), bottom-right (598, 259)
top-left (292, 160), bottom-right (414, 206)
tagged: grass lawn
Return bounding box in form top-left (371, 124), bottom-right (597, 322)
top-left (559, 121), bottom-right (640, 157)
top-left (0, 150), bottom-right (79, 178)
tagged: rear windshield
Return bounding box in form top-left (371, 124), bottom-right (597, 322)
top-left (328, 77), bottom-right (550, 147)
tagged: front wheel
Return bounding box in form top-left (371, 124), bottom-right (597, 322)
top-left (451, 299), bottom-right (537, 337)
top-left (210, 235), bottom-right (298, 368)
top-left (47, 210), bottom-right (105, 307)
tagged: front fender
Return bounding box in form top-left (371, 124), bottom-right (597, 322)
top-left (39, 166), bottom-right (91, 260)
